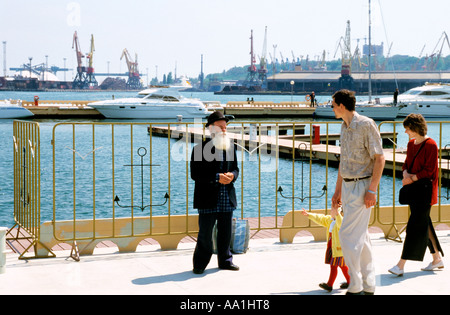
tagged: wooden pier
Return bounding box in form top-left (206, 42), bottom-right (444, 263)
top-left (7, 99), bottom-right (319, 118)
top-left (224, 101), bottom-right (316, 117)
top-left (227, 123), bottom-right (306, 135)
top-left (279, 131), bottom-right (399, 146)
top-left (22, 100), bottom-right (103, 118)
top-left (150, 124), bottom-right (450, 178)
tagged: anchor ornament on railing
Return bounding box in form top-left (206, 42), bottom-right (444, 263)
top-left (278, 142), bottom-right (327, 203)
top-left (114, 147), bottom-right (169, 211)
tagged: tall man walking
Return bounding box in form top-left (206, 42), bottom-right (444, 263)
top-left (331, 90), bottom-right (385, 295)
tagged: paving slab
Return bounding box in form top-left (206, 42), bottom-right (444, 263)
top-left (1, 231), bottom-right (449, 296)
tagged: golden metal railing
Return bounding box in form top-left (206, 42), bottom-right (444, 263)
top-left (10, 120), bottom-right (450, 259)
top-left (9, 121), bottom-right (55, 259)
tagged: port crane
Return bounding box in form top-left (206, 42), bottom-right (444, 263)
top-left (411, 44), bottom-right (426, 71)
top-left (85, 34), bottom-right (97, 87)
top-left (120, 48), bottom-right (143, 89)
top-left (335, 20), bottom-right (354, 90)
top-left (72, 31), bottom-right (89, 89)
top-left (258, 26), bottom-right (268, 87)
top-left (425, 31), bottom-right (450, 71)
top-left (314, 50), bottom-right (327, 71)
top-left (245, 29), bottom-right (259, 87)
top-left (279, 52), bottom-right (287, 70)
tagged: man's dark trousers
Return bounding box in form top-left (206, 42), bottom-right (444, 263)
top-left (193, 211), bottom-right (233, 270)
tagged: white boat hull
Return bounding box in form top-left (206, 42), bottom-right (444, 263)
top-left (359, 99), bottom-right (450, 118)
top-left (90, 102), bottom-right (210, 119)
top-left (89, 88), bottom-right (214, 120)
top-left (0, 106), bottom-right (34, 119)
top-left (314, 105), bottom-right (400, 120)
top-left (397, 100), bottom-right (450, 118)
top-left (371, 83), bottom-right (450, 118)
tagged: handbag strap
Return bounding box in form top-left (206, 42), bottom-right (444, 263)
top-left (406, 138), bottom-right (429, 172)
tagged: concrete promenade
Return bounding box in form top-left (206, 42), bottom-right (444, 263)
top-left (1, 230), bottom-right (449, 296)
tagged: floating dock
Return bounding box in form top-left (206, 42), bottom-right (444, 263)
top-left (224, 101), bottom-right (316, 117)
top-left (5, 99), bottom-right (320, 118)
top-left (150, 124), bottom-right (450, 179)
top-left (21, 100), bottom-right (102, 118)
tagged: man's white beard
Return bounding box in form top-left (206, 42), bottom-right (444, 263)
top-left (212, 132), bottom-right (231, 151)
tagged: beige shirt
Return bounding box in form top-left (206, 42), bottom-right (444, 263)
top-left (339, 112), bottom-right (384, 179)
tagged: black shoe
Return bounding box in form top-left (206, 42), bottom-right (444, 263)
top-left (219, 263), bottom-right (239, 271)
top-left (193, 268), bottom-right (204, 274)
top-left (340, 282), bottom-right (349, 289)
top-left (319, 283), bottom-right (333, 292)
top-left (363, 291), bottom-right (375, 295)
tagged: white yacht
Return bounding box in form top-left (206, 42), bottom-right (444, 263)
top-left (360, 83), bottom-right (450, 118)
top-left (314, 103), bottom-right (401, 120)
top-left (88, 88), bottom-right (212, 119)
top-left (395, 83), bottom-right (450, 117)
top-left (0, 100), bottom-right (34, 119)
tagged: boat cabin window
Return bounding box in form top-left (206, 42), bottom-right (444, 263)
top-left (419, 91), bottom-right (448, 96)
top-left (142, 93), bottom-right (181, 102)
top-left (145, 94), bottom-right (164, 100)
top-left (402, 90), bottom-right (422, 95)
top-left (162, 96), bottom-right (179, 102)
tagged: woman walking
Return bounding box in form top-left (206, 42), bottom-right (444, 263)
top-left (389, 114), bottom-right (444, 276)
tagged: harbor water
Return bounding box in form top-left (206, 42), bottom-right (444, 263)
top-left (1, 91), bottom-right (449, 228)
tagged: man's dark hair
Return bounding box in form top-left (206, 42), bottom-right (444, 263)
top-left (332, 89), bottom-right (356, 111)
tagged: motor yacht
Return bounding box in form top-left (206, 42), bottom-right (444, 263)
top-left (359, 83), bottom-right (450, 118)
top-left (88, 88), bottom-right (213, 119)
top-left (396, 83), bottom-right (450, 117)
top-left (0, 100), bottom-right (34, 119)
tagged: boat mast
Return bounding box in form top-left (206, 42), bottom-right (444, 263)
top-left (368, 0), bottom-right (372, 102)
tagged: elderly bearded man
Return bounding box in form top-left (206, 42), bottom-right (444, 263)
top-left (190, 111), bottom-right (240, 274)
top-left (331, 90), bottom-right (385, 295)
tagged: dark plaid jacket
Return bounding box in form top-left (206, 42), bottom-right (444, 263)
top-left (190, 138), bottom-right (239, 210)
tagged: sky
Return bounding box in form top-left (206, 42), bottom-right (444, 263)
top-left (1, 0), bottom-right (449, 82)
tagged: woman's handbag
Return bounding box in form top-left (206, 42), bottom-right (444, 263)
top-left (399, 177), bottom-right (432, 205)
top-left (399, 139), bottom-right (432, 205)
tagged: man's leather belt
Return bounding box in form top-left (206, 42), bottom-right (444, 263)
top-left (343, 176), bottom-right (371, 182)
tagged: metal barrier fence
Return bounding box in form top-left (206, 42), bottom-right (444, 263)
top-left (49, 121), bottom-right (337, 245)
top-left (10, 120), bottom-right (450, 258)
top-left (10, 121), bottom-right (55, 258)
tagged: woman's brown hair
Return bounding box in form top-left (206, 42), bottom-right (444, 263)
top-left (403, 113), bottom-right (428, 136)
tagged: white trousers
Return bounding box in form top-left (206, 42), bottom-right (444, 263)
top-left (339, 179), bottom-right (376, 293)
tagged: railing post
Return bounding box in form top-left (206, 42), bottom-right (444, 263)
top-left (0, 227), bottom-right (7, 274)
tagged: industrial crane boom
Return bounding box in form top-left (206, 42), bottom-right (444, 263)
top-left (72, 31), bottom-right (84, 69)
top-left (120, 48), bottom-right (142, 89)
top-left (87, 34), bottom-right (95, 70)
top-left (121, 48), bottom-right (139, 75)
top-left (72, 31), bottom-right (96, 88)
